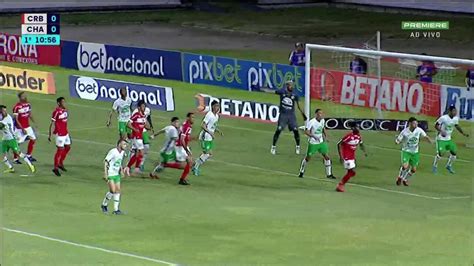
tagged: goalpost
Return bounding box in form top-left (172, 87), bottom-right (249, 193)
top-left (304, 44), bottom-right (474, 125)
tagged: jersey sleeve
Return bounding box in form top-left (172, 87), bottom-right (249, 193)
top-left (435, 116), bottom-right (444, 125)
top-left (172, 128), bottom-right (179, 139)
top-left (341, 133), bottom-right (352, 143)
top-left (305, 120), bottom-right (313, 130)
top-left (12, 105), bottom-right (19, 115)
top-left (419, 128), bottom-right (427, 137)
top-left (51, 110), bottom-right (57, 121)
top-left (396, 130), bottom-right (405, 143)
top-left (112, 100), bottom-right (118, 110)
top-left (203, 112), bottom-right (212, 124)
top-left (105, 150), bottom-right (114, 162)
top-left (454, 117), bottom-right (459, 125)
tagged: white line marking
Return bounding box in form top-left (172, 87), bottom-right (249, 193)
top-left (2, 227), bottom-right (179, 266)
top-left (7, 92), bottom-right (469, 163)
top-left (37, 133), bottom-right (470, 201)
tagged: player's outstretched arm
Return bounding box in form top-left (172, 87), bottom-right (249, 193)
top-left (215, 127), bottom-right (224, 136)
top-left (424, 135), bottom-right (434, 144)
top-left (29, 112), bottom-right (37, 129)
top-left (152, 128), bottom-right (165, 137)
top-left (455, 124), bottom-right (469, 137)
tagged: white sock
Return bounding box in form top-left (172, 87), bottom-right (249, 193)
top-left (403, 170), bottom-right (413, 180)
top-left (324, 159), bottom-right (332, 176)
top-left (102, 192), bottom-right (113, 206)
top-left (20, 153), bottom-right (33, 167)
top-left (398, 166), bottom-right (406, 178)
top-left (140, 144), bottom-right (149, 167)
top-left (447, 155), bottom-right (456, 167)
top-left (195, 153), bottom-right (210, 168)
top-left (3, 156), bottom-right (13, 169)
top-left (299, 158), bottom-right (307, 174)
top-left (113, 193), bottom-right (121, 211)
top-left (433, 154), bottom-right (441, 167)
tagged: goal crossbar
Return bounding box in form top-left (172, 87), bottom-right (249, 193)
top-left (304, 44), bottom-right (474, 118)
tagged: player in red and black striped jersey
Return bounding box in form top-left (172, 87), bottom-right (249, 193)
top-left (336, 122), bottom-right (367, 192)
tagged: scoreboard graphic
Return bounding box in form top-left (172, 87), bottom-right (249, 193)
top-left (20, 13), bottom-right (60, 45)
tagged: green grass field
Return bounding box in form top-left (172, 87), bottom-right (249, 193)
top-left (0, 61), bottom-right (473, 265)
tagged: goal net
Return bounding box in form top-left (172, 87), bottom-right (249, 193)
top-left (305, 44), bottom-right (474, 132)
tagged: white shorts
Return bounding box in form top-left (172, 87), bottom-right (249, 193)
top-left (132, 138), bottom-right (144, 150)
top-left (175, 146), bottom-right (188, 162)
top-left (343, 159), bottom-right (356, 170)
top-left (15, 127), bottom-right (36, 143)
top-left (55, 134), bottom-right (71, 147)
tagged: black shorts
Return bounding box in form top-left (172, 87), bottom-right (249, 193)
top-left (277, 113), bottom-right (298, 131)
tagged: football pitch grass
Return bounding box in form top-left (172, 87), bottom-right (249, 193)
top-left (0, 62), bottom-right (473, 265)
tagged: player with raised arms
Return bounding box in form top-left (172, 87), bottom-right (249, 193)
top-left (192, 100), bottom-right (222, 176)
top-left (1, 105), bottom-right (36, 173)
top-left (395, 117), bottom-right (433, 186)
top-left (107, 88), bottom-right (132, 140)
top-left (13, 92), bottom-right (38, 163)
top-left (262, 80), bottom-right (306, 155)
top-left (49, 97), bottom-right (71, 177)
top-left (432, 106), bottom-right (470, 174)
top-left (298, 108), bottom-right (336, 179)
top-left (101, 139), bottom-right (128, 215)
top-left (336, 121), bottom-right (367, 192)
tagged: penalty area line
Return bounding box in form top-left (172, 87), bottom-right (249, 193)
top-left (37, 134), bottom-right (470, 201)
top-left (2, 227), bottom-right (180, 266)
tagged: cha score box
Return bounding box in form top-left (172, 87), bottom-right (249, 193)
top-left (20, 13), bottom-right (61, 46)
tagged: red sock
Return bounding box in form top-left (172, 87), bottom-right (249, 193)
top-left (54, 148), bottom-right (64, 168)
top-left (164, 162), bottom-right (182, 169)
top-left (180, 163), bottom-right (191, 180)
top-left (13, 152), bottom-right (19, 160)
top-left (59, 145), bottom-right (71, 166)
top-left (127, 154), bottom-right (137, 168)
top-left (134, 153), bottom-right (143, 168)
top-left (340, 169), bottom-right (356, 185)
top-left (27, 139), bottom-right (36, 155)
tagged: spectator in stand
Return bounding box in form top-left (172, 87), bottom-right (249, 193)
top-left (466, 68), bottom-right (474, 91)
top-left (349, 55), bottom-right (368, 74)
top-left (289, 42), bottom-right (305, 66)
top-left (416, 53), bottom-right (438, 83)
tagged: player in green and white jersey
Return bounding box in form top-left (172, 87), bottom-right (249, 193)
top-left (432, 106), bottom-right (470, 174)
top-left (106, 88), bottom-right (132, 140)
top-left (298, 109), bottom-right (336, 179)
top-left (150, 117), bottom-right (181, 176)
top-left (132, 104), bottom-right (153, 171)
top-left (192, 100), bottom-right (222, 176)
top-left (395, 117), bottom-right (433, 186)
top-left (0, 105), bottom-right (35, 173)
top-left (101, 139), bottom-right (128, 215)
